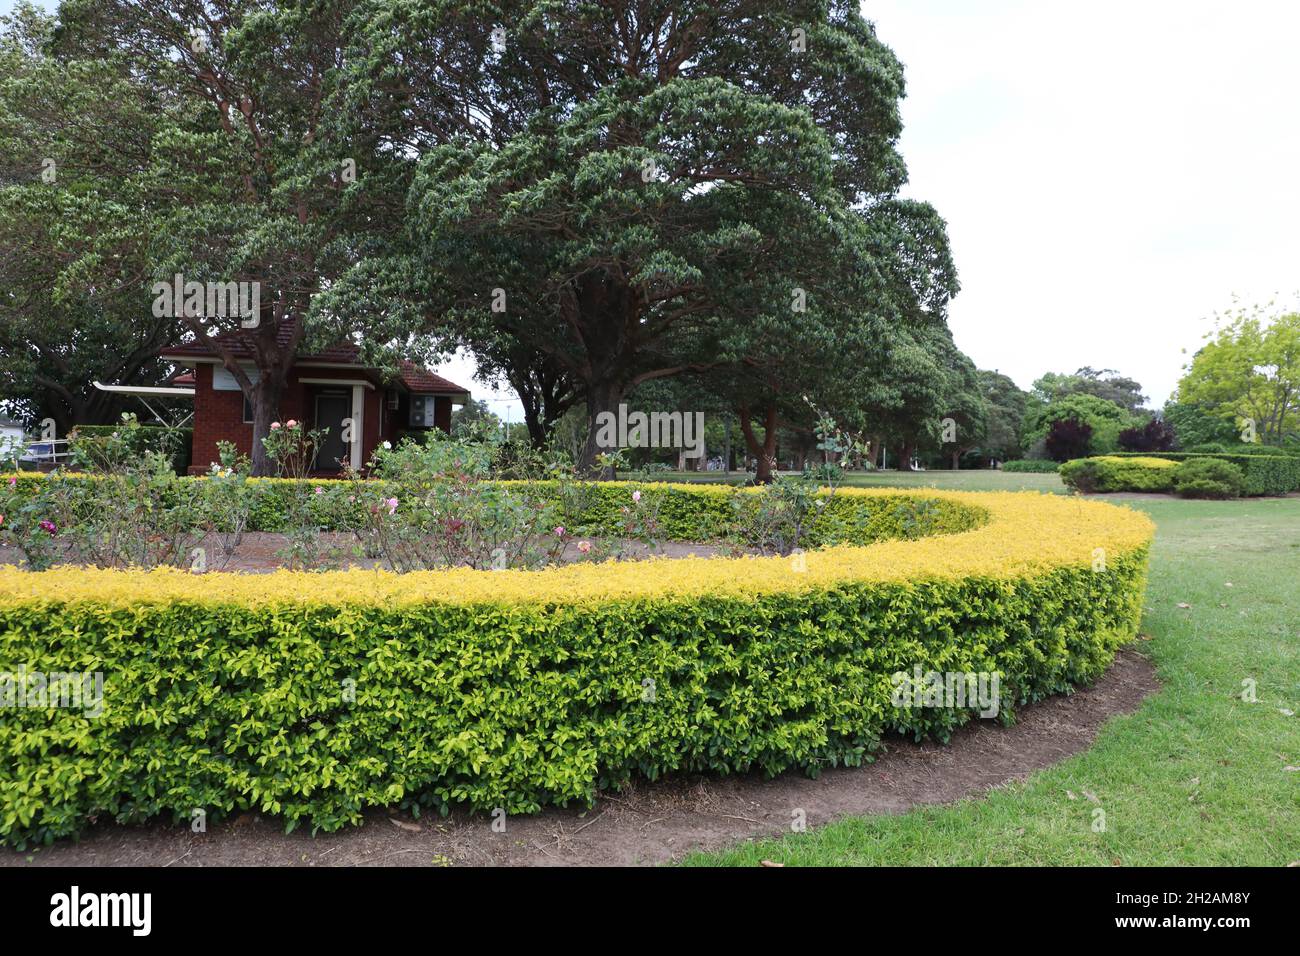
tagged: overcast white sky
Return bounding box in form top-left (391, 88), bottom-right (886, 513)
top-left (869, 0), bottom-right (1300, 407)
top-left (7, 0), bottom-right (1299, 417)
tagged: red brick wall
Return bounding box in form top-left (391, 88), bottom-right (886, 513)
top-left (187, 364), bottom-right (456, 475)
top-left (189, 364), bottom-right (255, 472)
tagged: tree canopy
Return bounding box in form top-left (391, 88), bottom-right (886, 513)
top-left (1177, 304), bottom-right (1300, 447)
top-left (0, 4), bottom-right (184, 430)
top-left (1030, 367), bottom-right (1147, 413)
top-left (347, 0), bottom-right (958, 472)
top-left (3, 0), bottom-right (982, 478)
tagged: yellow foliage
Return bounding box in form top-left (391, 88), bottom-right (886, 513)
top-left (0, 487), bottom-right (1153, 608)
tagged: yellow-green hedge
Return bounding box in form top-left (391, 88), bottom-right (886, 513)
top-left (1060, 456), bottom-right (1180, 494)
top-left (0, 486), bottom-right (1153, 847)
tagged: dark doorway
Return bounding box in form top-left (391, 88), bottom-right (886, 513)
top-left (313, 391), bottom-right (350, 472)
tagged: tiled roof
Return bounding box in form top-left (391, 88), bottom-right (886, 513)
top-left (158, 325), bottom-right (361, 364)
top-left (158, 326), bottom-right (469, 395)
top-left (398, 360), bottom-right (469, 395)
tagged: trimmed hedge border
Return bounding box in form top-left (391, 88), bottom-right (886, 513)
top-left (1059, 456), bottom-right (1180, 494)
top-left (0, 485), bottom-right (1153, 847)
top-left (1000, 460), bottom-right (1060, 473)
top-left (1089, 452), bottom-right (1300, 496)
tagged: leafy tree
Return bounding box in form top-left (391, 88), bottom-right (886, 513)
top-left (1118, 418), bottom-right (1176, 452)
top-left (976, 370), bottom-right (1028, 461)
top-left (1177, 304), bottom-right (1300, 446)
top-left (353, 0), bottom-right (957, 474)
top-left (1161, 399), bottom-right (1238, 448)
top-left (1024, 392), bottom-right (1137, 449)
top-left (1032, 367), bottom-right (1147, 413)
top-left (934, 352), bottom-right (986, 469)
top-left (1045, 418), bottom-right (1092, 462)
top-left (0, 4), bottom-right (184, 432)
top-left (56, 0), bottom-right (414, 474)
top-left (853, 322), bottom-right (974, 471)
top-left (449, 398), bottom-right (503, 439)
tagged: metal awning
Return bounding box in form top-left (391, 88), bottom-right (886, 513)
top-left (93, 381), bottom-right (195, 398)
top-left (93, 381), bottom-right (194, 427)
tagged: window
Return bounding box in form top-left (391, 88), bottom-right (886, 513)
top-left (409, 395), bottom-right (435, 427)
top-left (242, 395), bottom-right (254, 424)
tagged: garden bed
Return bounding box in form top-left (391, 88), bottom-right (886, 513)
top-left (0, 483), bottom-right (1153, 848)
top-left (0, 532), bottom-right (733, 574)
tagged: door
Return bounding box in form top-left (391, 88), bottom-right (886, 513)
top-left (313, 391), bottom-right (350, 472)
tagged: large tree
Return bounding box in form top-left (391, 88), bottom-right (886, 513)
top-left (55, 0), bottom-right (414, 473)
top-left (1177, 305), bottom-right (1300, 446)
top-left (1031, 367), bottom-right (1147, 413)
top-left (976, 370), bottom-right (1027, 462)
top-left (0, 4), bottom-right (184, 431)
top-left (349, 0), bottom-right (957, 474)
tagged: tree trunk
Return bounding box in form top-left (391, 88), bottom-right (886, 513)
top-left (738, 403), bottom-right (779, 484)
top-left (897, 442), bottom-right (914, 471)
top-left (249, 372), bottom-right (286, 477)
top-left (523, 405), bottom-right (548, 449)
top-left (578, 381), bottom-right (621, 479)
top-left (951, 449), bottom-right (961, 470)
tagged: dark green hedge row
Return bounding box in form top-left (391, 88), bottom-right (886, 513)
top-left (1100, 452), bottom-right (1300, 496)
top-left (10, 475), bottom-right (984, 544)
top-left (1000, 460), bottom-right (1060, 473)
top-left (0, 545), bottom-right (1148, 847)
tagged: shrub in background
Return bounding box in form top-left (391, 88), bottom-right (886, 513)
top-left (1045, 417), bottom-right (1093, 461)
top-left (1001, 459), bottom-right (1060, 473)
top-left (69, 420), bottom-right (192, 476)
top-left (1059, 456), bottom-right (1178, 494)
top-left (1172, 458), bottom-right (1245, 499)
top-left (1118, 418), bottom-right (1177, 453)
top-left (1101, 452), bottom-right (1300, 496)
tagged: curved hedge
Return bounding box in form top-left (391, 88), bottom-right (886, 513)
top-left (0, 485), bottom-right (1153, 847)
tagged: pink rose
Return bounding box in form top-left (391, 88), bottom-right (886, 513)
top-left (577, 540), bottom-right (591, 554)
top-left (554, 525), bottom-right (565, 537)
top-left (314, 486), bottom-right (324, 495)
top-left (286, 419), bottom-right (298, 428)
top-left (271, 421), bottom-right (281, 430)
top-left (632, 490), bottom-right (641, 503)
top-left (385, 497), bottom-right (399, 515)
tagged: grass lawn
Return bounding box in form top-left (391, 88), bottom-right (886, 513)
top-left (631, 468), bottom-right (1067, 494)
top-left (684, 477), bottom-right (1300, 866)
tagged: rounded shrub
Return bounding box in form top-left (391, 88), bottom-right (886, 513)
top-left (1172, 458), bottom-right (1245, 499)
top-left (1059, 455), bottom-right (1177, 493)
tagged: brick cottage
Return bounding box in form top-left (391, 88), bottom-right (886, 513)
top-left (160, 329), bottom-right (470, 475)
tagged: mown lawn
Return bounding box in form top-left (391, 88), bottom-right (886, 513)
top-left (684, 488), bottom-right (1300, 866)
top-left (636, 468), bottom-right (1067, 494)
